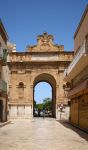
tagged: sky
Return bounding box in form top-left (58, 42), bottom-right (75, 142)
top-left (0, 0), bottom-right (88, 51)
top-left (34, 82), bottom-right (52, 104)
top-left (0, 0), bottom-right (88, 103)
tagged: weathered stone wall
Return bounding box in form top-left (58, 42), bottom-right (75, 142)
top-left (0, 22), bottom-right (8, 122)
top-left (8, 33), bottom-right (73, 119)
top-left (8, 60), bottom-right (72, 119)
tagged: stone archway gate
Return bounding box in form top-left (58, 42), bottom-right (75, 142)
top-left (8, 32), bottom-right (73, 119)
top-left (33, 73), bottom-right (56, 118)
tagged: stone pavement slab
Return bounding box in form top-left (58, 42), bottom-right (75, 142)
top-left (0, 121), bottom-right (11, 128)
top-left (0, 118), bottom-right (88, 150)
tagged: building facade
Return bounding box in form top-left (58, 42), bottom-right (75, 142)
top-left (8, 32), bottom-right (73, 119)
top-left (0, 20), bottom-right (8, 122)
top-left (64, 5), bottom-right (88, 132)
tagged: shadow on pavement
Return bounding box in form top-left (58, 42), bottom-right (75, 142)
top-left (57, 120), bottom-right (88, 142)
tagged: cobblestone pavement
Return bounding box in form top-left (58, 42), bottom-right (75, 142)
top-left (0, 118), bottom-right (88, 150)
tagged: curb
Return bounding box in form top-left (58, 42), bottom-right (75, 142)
top-left (0, 121), bottom-right (11, 128)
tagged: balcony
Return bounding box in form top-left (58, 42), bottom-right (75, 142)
top-left (64, 41), bottom-right (88, 81)
top-left (0, 49), bottom-right (7, 65)
top-left (0, 80), bottom-right (7, 93)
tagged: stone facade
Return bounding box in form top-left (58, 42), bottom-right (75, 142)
top-left (64, 5), bottom-right (88, 132)
top-left (8, 32), bottom-right (73, 119)
top-left (74, 5), bottom-right (88, 54)
top-left (0, 19), bottom-right (8, 122)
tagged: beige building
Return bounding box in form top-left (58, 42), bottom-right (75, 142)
top-left (0, 19), bottom-right (8, 122)
top-left (64, 5), bottom-right (88, 132)
top-left (8, 32), bottom-right (73, 119)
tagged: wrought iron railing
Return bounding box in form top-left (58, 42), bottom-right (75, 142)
top-left (65, 41), bottom-right (87, 76)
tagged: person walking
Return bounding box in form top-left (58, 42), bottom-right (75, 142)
top-left (43, 109), bottom-right (45, 118)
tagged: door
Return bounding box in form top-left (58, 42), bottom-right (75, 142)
top-left (0, 100), bottom-right (3, 121)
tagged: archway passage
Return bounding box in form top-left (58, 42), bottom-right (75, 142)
top-left (33, 73), bottom-right (56, 118)
top-left (34, 82), bottom-right (52, 117)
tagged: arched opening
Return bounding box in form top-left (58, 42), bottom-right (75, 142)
top-left (33, 73), bottom-right (56, 118)
top-left (34, 82), bottom-right (52, 117)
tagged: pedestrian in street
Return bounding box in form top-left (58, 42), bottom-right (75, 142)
top-left (43, 109), bottom-right (45, 118)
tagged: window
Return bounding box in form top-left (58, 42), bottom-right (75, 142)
top-left (18, 82), bottom-right (24, 98)
top-left (85, 34), bottom-right (88, 52)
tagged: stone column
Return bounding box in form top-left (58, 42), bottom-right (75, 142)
top-left (29, 85), bottom-right (33, 117)
top-left (56, 84), bottom-right (60, 119)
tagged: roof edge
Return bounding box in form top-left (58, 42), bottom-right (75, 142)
top-left (74, 4), bottom-right (88, 39)
top-left (0, 18), bottom-right (8, 40)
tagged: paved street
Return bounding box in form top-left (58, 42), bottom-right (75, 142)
top-left (0, 118), bottom-right (88, 150)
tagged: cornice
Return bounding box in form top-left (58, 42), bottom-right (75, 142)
top-left (74, 4), bottom-right (88, 39)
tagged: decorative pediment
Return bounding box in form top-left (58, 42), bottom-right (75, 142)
top-left (26, 32), bottom-right (64, 52)
top-left (37, 32), bottom-right (53, 46)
